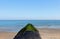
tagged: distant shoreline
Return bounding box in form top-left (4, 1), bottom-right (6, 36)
top-left (0, 27), bottom-right (60, 32)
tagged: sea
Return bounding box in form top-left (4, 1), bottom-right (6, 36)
top-left (0, 20), bottom-right (60, 32)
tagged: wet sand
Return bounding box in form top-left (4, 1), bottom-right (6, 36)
top-left (0, 28), bottom-right (60, 39)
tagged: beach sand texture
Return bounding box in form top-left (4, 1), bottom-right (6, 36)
top-left (0, 28), bottom-right (60, 39)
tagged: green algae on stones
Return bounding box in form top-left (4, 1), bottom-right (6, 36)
top-left (23, 23), bottom-right (38, 32)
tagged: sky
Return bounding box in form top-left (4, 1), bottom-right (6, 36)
top-left (0, 0), bottom-right (60, 20)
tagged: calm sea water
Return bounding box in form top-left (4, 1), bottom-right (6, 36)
top-left (0, 20), bottom-right (60, 32)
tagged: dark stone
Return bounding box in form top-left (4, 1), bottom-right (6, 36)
top-left (14, 23), bottom-right (41, 39)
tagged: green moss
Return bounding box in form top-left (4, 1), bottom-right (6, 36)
top-left (25, 23), bottom-right (37, 32)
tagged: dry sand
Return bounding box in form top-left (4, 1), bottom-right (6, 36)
top-left (0, 28), bottom-right (60, 39)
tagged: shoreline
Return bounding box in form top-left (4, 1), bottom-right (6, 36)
top-left (0, 28), bottom-right (60, 39)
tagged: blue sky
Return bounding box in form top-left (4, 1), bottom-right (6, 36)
top-left (0, 0), bottom-right (60, 20)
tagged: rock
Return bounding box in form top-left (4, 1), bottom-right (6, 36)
top-left (14, 23), bottom-right (41, 39)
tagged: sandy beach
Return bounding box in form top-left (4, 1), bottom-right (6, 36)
top-left (0, 28), bottom-right (60, 39)
top-left (38, 28), bottom-right (60, 39)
